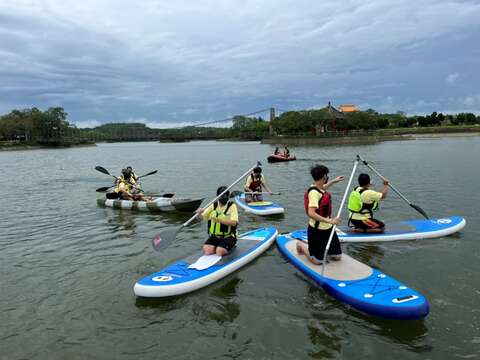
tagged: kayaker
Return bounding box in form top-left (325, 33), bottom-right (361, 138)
top-left (126, 166), bottom-right (138, 184)
top-left (296, 164), bottom-right (345, 265)
top-left (347, 173), bottom-right (389, 233)
top-left (115, 168), bottom-right (145, 201)
top-left (244, 166), bottom-right (272, 203)
top-left (196, 186), bottom-right (239, 256)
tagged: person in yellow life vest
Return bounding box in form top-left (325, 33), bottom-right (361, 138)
top-left (244, 166), bottom-right (272, 203)
top-left (124, 166), bottom-right (141, 194)
top-left (115, 168), bottom-right (145, 201)
top-left (296, 164), bottom-right (345, 265)
top-left (196, 186), bottom-right (239, 256)
top-left (348, 173), bottom-right (389, 233)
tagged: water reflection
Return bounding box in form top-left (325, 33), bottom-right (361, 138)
top-left (134, 294), bottom-right (188, 312)
top-left (304, 284), bottom-right (344, 359)
top-left (105, 210), bottom-right (138, 232)
top-left (206, 277), bottom-right (242, 324)
top-left (303, 281), bottom-right (430, 357)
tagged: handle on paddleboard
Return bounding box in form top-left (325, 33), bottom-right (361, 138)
top-left (356, 155), bottom-right (429, 219)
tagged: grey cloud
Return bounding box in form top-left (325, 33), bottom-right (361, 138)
top-left (0, 0), bottom-right (480, 125)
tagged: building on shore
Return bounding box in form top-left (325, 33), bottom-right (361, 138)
top-left (339, 104), bottom-right (358, 113)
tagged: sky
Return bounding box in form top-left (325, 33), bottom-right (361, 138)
top-left (0, 0), bottom-right (479, 128)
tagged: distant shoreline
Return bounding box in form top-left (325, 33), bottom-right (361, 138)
top-left (262, 128), bottom-right (480, 146)
top-left (0, 143), bottom-right (96, 152)
top-left (1, 127), bottom-right (479, 150)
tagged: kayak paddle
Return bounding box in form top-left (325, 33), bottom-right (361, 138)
top-left (152, 161), bottom-right (262, 252)
top-left (357, 155), bottom-right (429, 219)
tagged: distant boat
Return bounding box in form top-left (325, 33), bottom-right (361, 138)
top-left (267, 153), bottom-right (296, 163)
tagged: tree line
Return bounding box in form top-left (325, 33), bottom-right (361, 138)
top-left (1, 106), bottom-right (479, 145)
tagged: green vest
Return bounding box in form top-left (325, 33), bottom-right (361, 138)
top-left (207, 202), bottom-right (237, 238)
top-left (348, 187), bottom-right (378, 217)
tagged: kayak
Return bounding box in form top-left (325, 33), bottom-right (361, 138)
top-left (97, 196), bottom-right (204, 212)
top-left (267, 154), bottom-right (296, 163)
top-left (234, 193), bottom-right (284, 215)
top-left (276, 234), bottom-right (429, 319)
top-left (134, 227), bottom-right (278, 297)
top-left (290, 216), bottom-right (466, 243)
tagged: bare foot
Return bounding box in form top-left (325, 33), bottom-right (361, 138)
top-left (296, 241), bottom-right (305, 255)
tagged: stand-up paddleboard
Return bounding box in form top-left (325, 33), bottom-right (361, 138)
top-left (134, 227), bottom-right (278, 297)
top-left (234, 193), bottom-right (284, 216)
top-left (276, 235), bottom-right (429, 319)
top-left (290, 216), bottom-right (466, 243)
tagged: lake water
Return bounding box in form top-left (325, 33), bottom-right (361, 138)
top-left (1, 137), bottom-right (479, 359)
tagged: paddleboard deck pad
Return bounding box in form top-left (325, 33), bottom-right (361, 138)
top-left (234, 193), bottom-right (284, 216)
top-left (290, 216), bottom-right (465, 243)
top-left (134, 227), bottom-right (278, 297)
top-left (276, 235), bottom-right (429, 319)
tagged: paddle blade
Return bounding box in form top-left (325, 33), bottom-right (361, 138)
top-left (139, 170), bottom-right (158, 178)
top-left (96, 186), bottom-right (112, 192)
top-left (410, 204), bottom-right (429, 219)
top-left (95, 166), bottom-right (110, 176)
top-left (152, 227), bottom-right (181, 251)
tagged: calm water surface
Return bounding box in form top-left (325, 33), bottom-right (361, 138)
top-left (1, 138), bottom-right (479, 359)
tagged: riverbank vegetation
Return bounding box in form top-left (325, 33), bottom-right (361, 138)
top-left (1, 105), bottom-right (479, 147)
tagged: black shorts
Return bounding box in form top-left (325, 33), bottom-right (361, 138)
top-left (350, 218), bottom-right (385, 231)
top-left (204, 235), bottom-right (237, 252)
top-left (307, 225), bottom-right (342, 260)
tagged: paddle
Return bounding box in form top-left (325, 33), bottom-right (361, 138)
top-left (95, 165), bottom-right (117, 179)
top-left (244, 191), bottom-right (281, 195)
top-left (152, 161), bottom-right (262, 251)
top-left (94, 167), bottom-right (158, 192)
top-left (96, 186), bottom-right (113, 192)
top-left (321, 159), bottom-right (360, 279)
top-left (144, 193), bottom-right (175, 198)
top-left (356, 155), bottom-right (429, 219)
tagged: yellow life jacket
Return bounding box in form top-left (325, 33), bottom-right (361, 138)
top-left (207, 202), bottom-right (237, 238)
top-left (115, 176), bottom-right (131, 193)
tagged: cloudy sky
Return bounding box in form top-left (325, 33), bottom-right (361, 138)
top-left (0, 0), bottom-right (479, 128)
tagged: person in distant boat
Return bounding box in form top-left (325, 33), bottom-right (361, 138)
top-left (296, 164), bottom-right (345, 265)
top-left (283, 145), bottom-right (290, 157)
top-left (196, 186), bottom-right (239, 256)
top-left (274, 147), bottom-right (280, 155)
top-left (347, 173), bottom-right (388, 233)
top-left (244, 166), bottom-right (272, 203)
top-left (115, 168), bottom-right (145, 201)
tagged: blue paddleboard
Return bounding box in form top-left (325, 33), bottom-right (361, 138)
top-left (134, 227), bottom-right (278, 297)
top-left (276, 234), bottom-right (429, 320)
top-left (290, 216), bottom-right (465, 243)
top-left (234, 193), bottom-right (284, 215)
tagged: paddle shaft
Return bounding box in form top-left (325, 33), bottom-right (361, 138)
top-left (182, 161), bottom-right (262, 228)
top-left (244, 191), bottom-right (280, 195)
top-left (357, 155), bottom-right (429, 219)
top-left (321, 160), bottom-right (359, 279)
